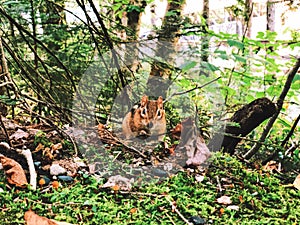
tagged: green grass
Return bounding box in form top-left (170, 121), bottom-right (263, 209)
top-left (0, 153), bottom-right (299, 224)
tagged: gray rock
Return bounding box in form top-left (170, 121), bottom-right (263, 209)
top-left (50, 164), bottom-right (66, 176)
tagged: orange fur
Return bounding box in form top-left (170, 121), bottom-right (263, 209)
top-left (122, 95), bottom-right (166, 141)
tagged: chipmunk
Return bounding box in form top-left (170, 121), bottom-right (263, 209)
top-left (122, 95), bottom-right (166, 142)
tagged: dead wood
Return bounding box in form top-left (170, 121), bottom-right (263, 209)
top-left (208, 97), bottom-right (277, 154)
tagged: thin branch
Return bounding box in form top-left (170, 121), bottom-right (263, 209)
top-left (87, 0), bottom-right (127, 88)
top-left (281, 113), bottom-right (300, 147)
top-left (17, 148), bottom-right (37, 190)
top-left (0, 81), bottom-right (13, 87)
top-left (0, 115), bottom-right (11, 146)
top-left (0, 7), bottom-right (90, 114)
top-left (243, 57), bottom-right (300, 159)
top-left (164, 76), bottom-right (221, 103)
top-left (262, 113), bottom-right (300, 164)
top-left (165, 196), bottom-right (193, 225)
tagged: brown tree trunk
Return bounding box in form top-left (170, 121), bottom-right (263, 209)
top-left (148, 0), bottom-right (185, 97)
top-left (122, 1), bottom-right (147, 73)
top-left (201, 0), bottom-right (210, 62)
top-left (39, 0), bottom-right (66, 51)
top-left (267, 0), bottom-right (276, 31)
top-left (245, 0), bottom-right (253, 38)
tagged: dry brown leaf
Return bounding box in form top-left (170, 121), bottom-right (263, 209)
top-left (170, 122), bottom-right (182, 140)
top-left (24, 211), bottom-right (76, 225)
top-left (51, 143), bottom-right (63, 151)
top-left (262, 160), bottom-right (280, 172)
top-left (0, 155), bottom-right (28, 187)
top-left (24, 210), bottom-right (58, 225)
top-left (9, 128), bottom-right (29, 140)
top-left (293, 174), bottom-right (300, 190)
top-left (33, 143), bottom-right (44, 153)
top-left (176, 118), bottom-right (211, 166)
top-left (186, 135), bottom-right (211, 166)
top-left (102, 175), bottom-right (134, 191)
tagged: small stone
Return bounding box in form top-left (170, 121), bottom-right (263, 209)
top-left (189, 216), bottom-right (206, 225)
top-left (151, 168), bottom-right (169, 178)
top-left (50, 164), bottom-right (66, 176)
top-left (227, 205), bottom-right (239, 211)
top-left (195, 174), bottom-right (205, 183)
top-left (58, 175), bottom-right (74, 182)
top-left (34, 161), bottom-right (41, 167)
top-left (74, 157), bottom-right (86, 168)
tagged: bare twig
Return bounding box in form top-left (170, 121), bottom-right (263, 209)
top-left (17, 148), bottom-right (37, 190)
top-left (216, 175), bottom-right (223, 192)
top-left (0, 115), bottom-right (11, 146)
top-left (107, 133), bottom-right (148, 158)
top-left (87, 0), bottom-right (127, 88)
top-left (0, 81), bottom-right (13, 87)
top-left (281, 113), bottom-right (300, 147)
top-left (165, 196), bottom-right (193, 225)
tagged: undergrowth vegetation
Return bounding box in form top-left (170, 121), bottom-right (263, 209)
top-left (0, 0), bottom-right (299, 224)
top-left (0, 153), bottom-right (299, 225)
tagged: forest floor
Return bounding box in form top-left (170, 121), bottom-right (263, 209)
top-left (0, 118), bottom-right (299, 225)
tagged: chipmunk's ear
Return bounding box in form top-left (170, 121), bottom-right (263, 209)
top-left (140, 95), bottom-right (148, 107)
top-left (157, 96), bottom-right (163, 107)
top-left (157, 96), bottom-right (163, 103)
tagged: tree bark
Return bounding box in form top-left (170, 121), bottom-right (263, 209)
top-left (245, 0), bottom-right (253, 38)
top-left (148, 0), bottom-right (185, 97)
top-left (39, 0), bottom-right (66, 51)
top-left (267, 0), bottom-right (276, 31)
top-left (201, 0), bottom-right (210, 62)
top-left (122, 1), bottom-right (147, 73)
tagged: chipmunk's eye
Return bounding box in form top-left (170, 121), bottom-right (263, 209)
top-left (156, 109), bottom-right (163, 119)
top-left (157, 109), bottom-right (161, 117)
top-left (141, 108), bottom-right (147, 117)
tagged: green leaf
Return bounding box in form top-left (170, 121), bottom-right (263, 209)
top-left (256, 92), bottom-right (265, 98)
top-left (293, 74), bottom-right (300, 83)
top-left (227, 39), bottom-right (244, 50)
top-left (92, 205), bottom-right (98, 212)
top-left (256, 31), bottom-right (265, 39)
top-left (180, 61), bottom-right (197, 72)
top-left (277, 118), bottom-right (291, 130)
top-left (165, 10), bottom-right (179, 17)
top-left (215, 50), bottom-right (229, 60)
top-left (112, 3), bottom-right (123, 12)
top-left (265, 31), bottom-right (278, 41)
top-left (221, 86), bottom-right (236, 97)
top-left (233, 54), bottom-right (247, 63)
top-left (200, 62), bottom-right (219, 72)
top-left (127, 5), bottom-right (142, 13)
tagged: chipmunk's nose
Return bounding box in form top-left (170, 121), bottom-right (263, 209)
top-left (148, 121), bottom-right (154, 128)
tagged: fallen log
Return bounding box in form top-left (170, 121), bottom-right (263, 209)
top-left (208, 97), bottom-right (277, 154)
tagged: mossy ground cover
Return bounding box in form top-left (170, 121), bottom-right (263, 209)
top-left (0, 153), bottom-right (299, 225)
